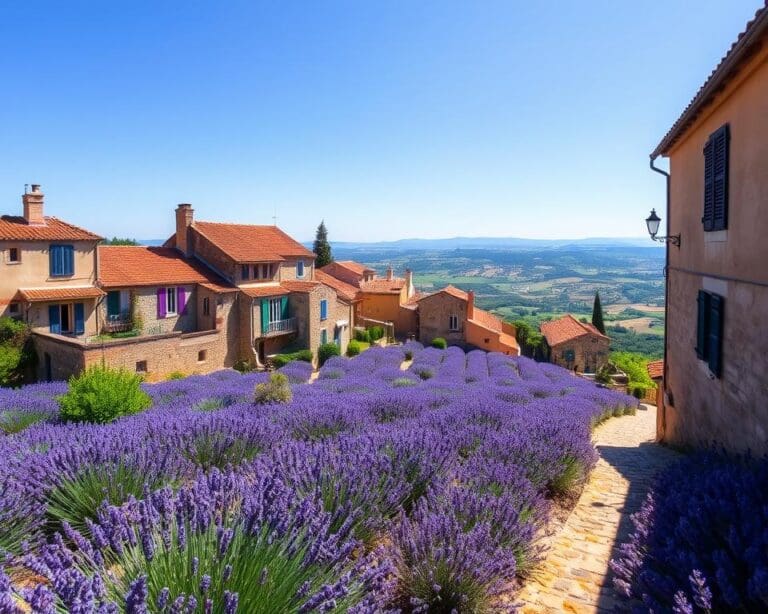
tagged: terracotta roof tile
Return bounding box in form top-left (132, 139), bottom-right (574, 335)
top-left (192, 221), bottom-right (314, 262)
top-left (333, 261), bottom-right (375, 275)
top-left (314, 270), bottom-right (359, 302)
top-left (418, 284), bottom-right (470, 302)
top-left (18, 286), bottom-right (105, 302)
top-left (240, 285), bottom-right (290, 298)
top-left (469, 307), bottom-right (503, 332)
top-left (98, 246), bottom-right (233, 290)
top-left (652, 2), bottom-right (768, 157)
top-left (0, 216), bottom-right (102, 241)
top-left (359, 277), bottom-right (405, 294)
top-left (540, 314), bottom-right (610, 347)
top-left (647, 359), bottom-right (664, 380)
top-left (498, 332), bottom-right (520, 352)
top-left (281, 280), bottom-right (321, 293)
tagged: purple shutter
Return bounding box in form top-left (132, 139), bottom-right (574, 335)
top-left (157, 288), bottom-right (167, 319)
top-left (178, 287), bottom-right (187, 315)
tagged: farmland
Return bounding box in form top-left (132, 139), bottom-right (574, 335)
top-left (0, 344), bottom-right (636, 612)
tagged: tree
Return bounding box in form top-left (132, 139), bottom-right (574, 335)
top-left (313, 220), bottom-right (332, 268)
top-left (104, 237), bottom-right (139, 246)
top-left (592, 291), bottom-right (606, 334)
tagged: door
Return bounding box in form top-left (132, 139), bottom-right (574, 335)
top-left (333, 327), bottom-right (341, 347)
top-left (107, 291), bottom-right (121, 318)
top-left (60, 304), bottom-right (72, 334)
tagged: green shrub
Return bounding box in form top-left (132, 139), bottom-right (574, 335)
top-left (166, 370), bottom-right (186, 380)
top-left (346, 340), bottom-right (362, 357)
top-left (318, 342), bottom-right (341, 366)
top-left (58, 366), bottom-right (152, 424)
top-left (0, 345), bottom-right (23, 387)
top-left (0, 410), bottom-right (49, 434)
top-left (254, 373), bottom-right (292, 405)
top-left (354, 328), bottom-right (371, 343)
top-left (0, 317), bottom-right (27, 345)
top-left (431, 337), bottom-right (447, 349)
top-left (233, 359), bottom-right (253, 373)
top-left (368, 326), bottom-right (385, 341)
top-left (272, 349), bottom-right (313, 368)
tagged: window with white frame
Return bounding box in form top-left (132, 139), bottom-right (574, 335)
top-left (166, 287), bottom-right (178, 315)
top-left (269, 297), bottom-right (282, 323)
top-left (449, 314), bottom-right (459, 331)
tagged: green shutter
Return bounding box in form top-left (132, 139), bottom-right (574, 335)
top-left (695, 290), bottom-right (709, 359)
top-left (261, 299), bottom-right (269, 333)
top-left (107, 291), bottom-right (120, 317)
top-left (708, 294), bottom-right (724, 377)
top-left (281, 295), bottom-right (289, 319)
top-left (320, 329), bottom-right (327, 345)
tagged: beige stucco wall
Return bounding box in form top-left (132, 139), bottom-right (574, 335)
top-left (661, 44), bottom-right (768, 452)
top-left (418, 293), bottom-right (467, 346)
top-left (25, 299), bottom-right (100, 337)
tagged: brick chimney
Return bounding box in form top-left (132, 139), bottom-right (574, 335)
top-left (405, 268), bottom-right (414, 298)
top-left (467, 290), bottom-right (475, 320)
top-left (175, 204), bottom-right (194, 257)
top-left (23, 184), bottom-right (45, 225)
top-left (386, 266), bottom-right (394, 281)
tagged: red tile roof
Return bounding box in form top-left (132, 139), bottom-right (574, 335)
top-left (498, 332), bottom-right (520, 352)
top-left (540, 314), bottom-right (610, 347)
top-left (192, 221), bottom-right (314, 262)
top-left (281, 280), bottom-right (321, 293)
top-left (359, 277), bottom-right (405, 294)
top-left (333, 261), bottom-right (375, 275)
top-left (98, 246), bottom-right (233, 290)
top-left (314, 270), bottom-right (359, 302)
top-left (469, 307), bottom-right (503, 332)
top-left (652, 2), bottom-right (768, 157)
top-left (420, 284), bottom-right (470, 302)
top-left (647, 359), bottom-right (664, 380)
top-left (240, 285), bottom-right (290, 298)
top-left (0, 216), bottom-right (102, 241)
top-left (17, 286), bottom-right (105, 302)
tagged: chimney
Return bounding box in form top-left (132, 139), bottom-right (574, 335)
top-left (386, 266), bottom-right (394, 281)
top-left (22, 184), bottom-right (45, 225)
top-left (467, 290), bottom-right (475, 320)
top-left (175, 203), bottom-right (194, 257)
top-left (405, 269), bottom-right (414, 298)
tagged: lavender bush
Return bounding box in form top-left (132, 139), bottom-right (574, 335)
top-left (610, 452), bottom-right (768, 613)
top-left (0, 347), bottom-right (637, 611)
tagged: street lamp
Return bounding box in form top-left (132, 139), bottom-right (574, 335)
top-left (645, 209), bottom-right (680, 247)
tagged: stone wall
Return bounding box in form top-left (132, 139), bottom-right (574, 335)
top-left (549, 335), bottom-right (610, 373)
top-left (418, 293), bottom-right (467, 347)
top-left (97, 285), bottom-right (198, 337)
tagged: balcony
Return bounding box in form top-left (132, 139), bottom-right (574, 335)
top-left (262, 317), bottom-right (297, 337)
top-left (103, 313), bottom-right (133, 334)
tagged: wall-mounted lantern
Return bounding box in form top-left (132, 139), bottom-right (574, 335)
top-left (645, 209), bottom-right (680, 247)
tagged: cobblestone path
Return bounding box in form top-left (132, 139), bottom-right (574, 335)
top-left (517, 405), bottom-right (680, 613)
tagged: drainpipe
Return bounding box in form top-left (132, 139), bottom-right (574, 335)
top-left (650, 155), bottom-right (671, 433)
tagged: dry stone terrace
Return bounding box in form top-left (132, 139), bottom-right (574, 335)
top-left (518, 404), bottom-right (680, 613)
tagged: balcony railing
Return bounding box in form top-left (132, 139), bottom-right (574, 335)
top-left (103, 313), bottom-right (133, 334)
top-left (263, 317), bottom-right (297, 337)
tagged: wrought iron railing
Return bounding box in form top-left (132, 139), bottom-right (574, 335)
top-left (264, 317), bottom-right (297, 336)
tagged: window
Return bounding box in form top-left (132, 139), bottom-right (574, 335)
top-left (703, 124), bottom-right (729, 232)
top-left (8, 302), bottom-right (20, 317)
top-left (241, 264), bottom-right (251, 280)
top-left (696, 290), bottom-right (724, 377)
top-left (166, 287), bottom-right (177, 315)
top-left (48, 303), bottom-right (85, 335)
top-left (198, 350), bottom-right (207, 362)
top-left (320, 299), bottom-right (328, 321)
top-left (297, 260), bottom-right (305, 278)
top-left (269, 297), bottom-right (283, 323)
top-left (448, 314), bottom-right (459, 331)
top-left (202, 297), bottom-right (211, 316)
top-left (49, 244), bottom-right (74, 277)
top-left (320, 328), bottom-right (328, 345)
top-left (253, 264), bottom-right (261, 280)
top-left (262, 264), bottom-right (270, 279)
top-left (7, 247), bottom-right (20, 263)
top-left (136, 360), bottom-right (147, 373)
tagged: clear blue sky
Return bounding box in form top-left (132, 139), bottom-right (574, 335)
top-left (0, 1), bottom-right (759, 242)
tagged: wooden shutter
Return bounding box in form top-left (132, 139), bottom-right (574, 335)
top-left (703, 139), bottom-right (715, 231)
top-left (74, 303), bottom-right (85, 335)
top-left (320, 299), bottom-right (327, 320)
top-left (64, 245), bottom-right (74, 276)
top-left (261, 298), bottom-right (269, 333)
top-left (281, 296), bottom-right (289, 320)
top-left (712, 125), bottom-right (729, 231)
top-left (157, 288), bottom-right (167, 319)
top-left (695, 290), bottom-right (709, 359)
top-left (178, 287), bottom-right (187, 315)
top-left (107, 291), bottom-right (120, 317)
top-left (708, 294), bottom-right (724, 377)
top-left (48, 305), bottom-right (61, 334)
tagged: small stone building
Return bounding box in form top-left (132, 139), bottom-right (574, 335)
top-left (540, 315), bottom-right (610, 373)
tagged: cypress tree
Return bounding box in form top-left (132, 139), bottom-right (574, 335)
top-left (592, 291), bottom-right (606, 334)
top-left (313, 220), bottom-right (333, 268)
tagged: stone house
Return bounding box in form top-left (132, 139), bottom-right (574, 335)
top-left (320, 260), bottom-right (419, 338)
top-left (540, 315), bottom-right (610, 373)
top-left (417, 285), bottom-right (519, 355)
top-left (649, 5), bottom-right (768, 452)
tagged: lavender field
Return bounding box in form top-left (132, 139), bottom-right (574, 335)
top-left (0, 344), bottom-right (637, 613)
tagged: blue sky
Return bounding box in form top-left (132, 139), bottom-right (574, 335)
top-left (0, 1), bottom-right (759, 242)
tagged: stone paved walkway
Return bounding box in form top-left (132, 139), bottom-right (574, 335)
top-left (517, 405), bottom-right (680, 613)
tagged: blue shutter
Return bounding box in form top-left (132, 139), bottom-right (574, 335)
top-left (320, 299), bottom-right (327, 320)
top-left (49, 245), bottom-right (74, 276)
top-left (49, 305), bottom-right (61, 334)
top-left (74, 303), bottom-right (85, 335)
top-left (64, 245), bottom-right (74, 276)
